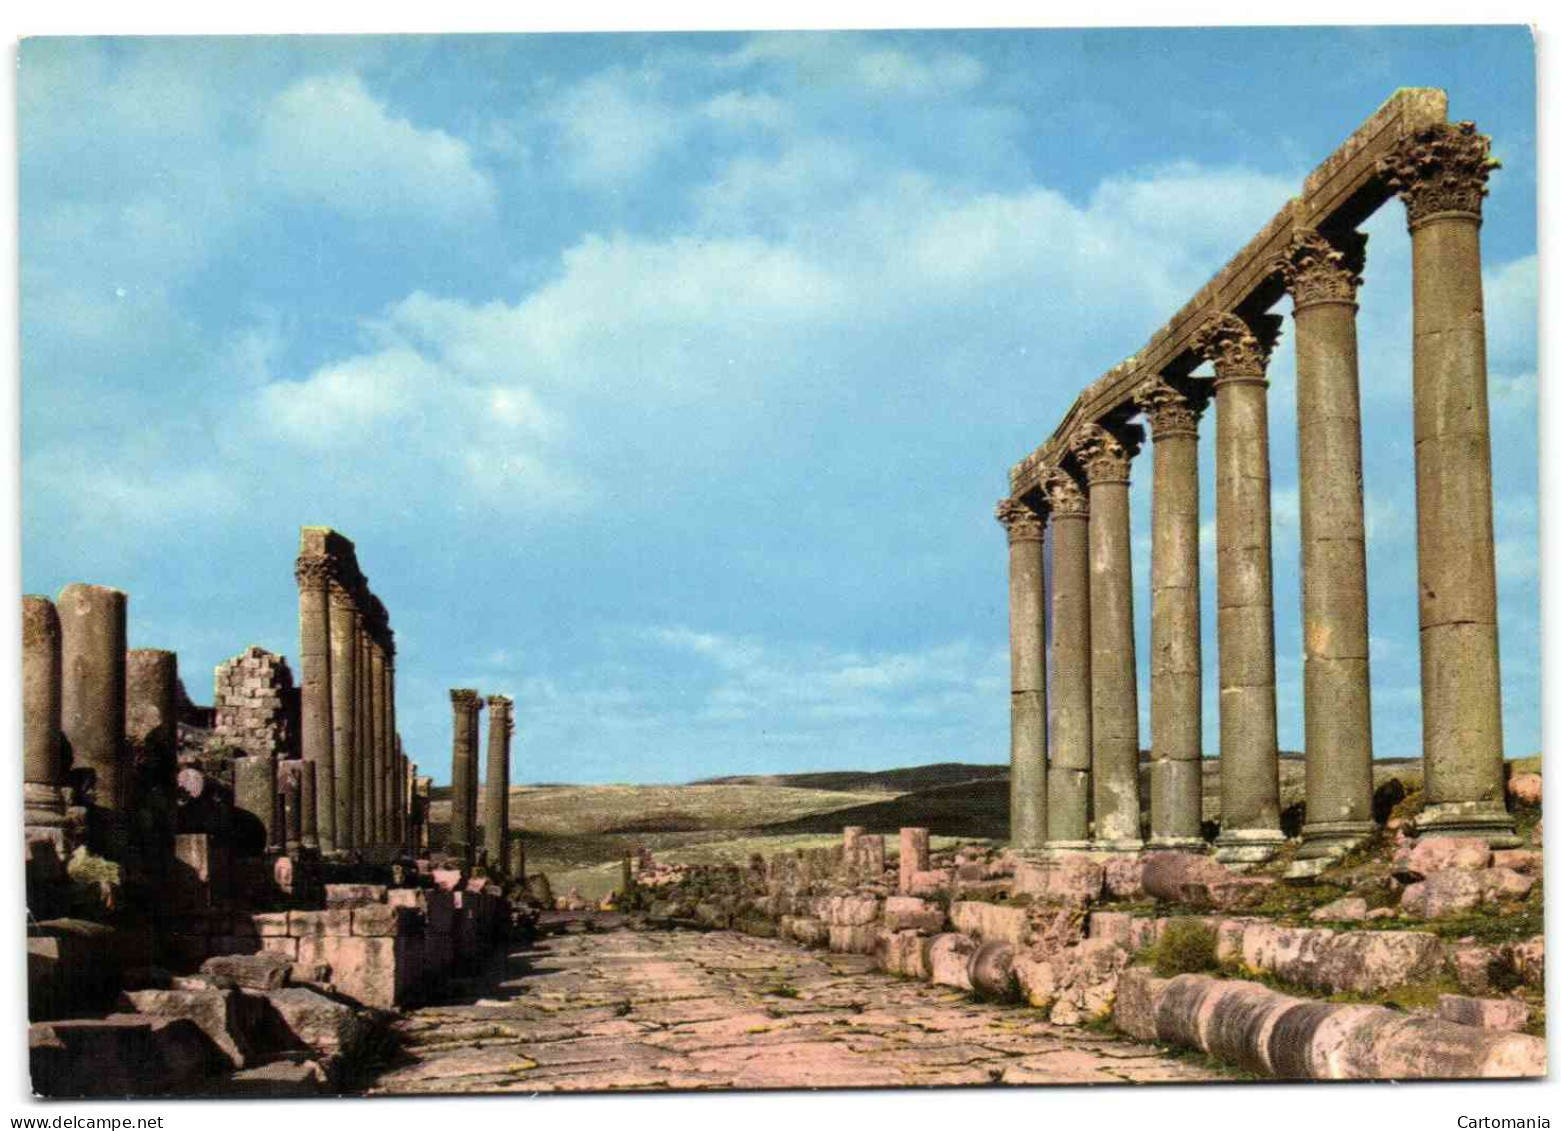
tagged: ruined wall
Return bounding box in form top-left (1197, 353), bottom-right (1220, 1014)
top-left (212, 646), bottom-right (298, 760)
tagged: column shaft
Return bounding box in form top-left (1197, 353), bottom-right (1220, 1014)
top-left (1293, 287), bottom-right (1376, 856)
top-left (58, 584), bottom-right (129, 856)
top-left (485, 697), bottom-right (513, 873)
top-left (22, 596), bottom-right (67, 825)
top-left (370, 641), bottom-right (387, 846)
top-left (449, 690), bottom-right (483, 863)
top-left (1044, 472), bottom-right (1092, 848)
top-left (1141, 379), bottom-right (1207, 849)
top-left (296, 559), bottom-right (335, 851)
top-left (327, 588), bottom-right (358, 852)
top-left (1076, 424), bottom-right (1144, 852)
top-left (356, 627), bottom-right (372, 848)
top-left (998, 499), bottom-right (1048, 851)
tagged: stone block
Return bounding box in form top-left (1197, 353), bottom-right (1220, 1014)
top-left (252, 986), bottom-right (357, 1053)
top-left (30, 1015), bottom-right (216, 1097)
top-left (288, 909), bottom-right (352, 938)
top-left (1087, 911), bottom-right (1133, 948)
top-left (1450, 946), bottom-right (1496, 995)
top-left (1506, 772), bottom-right (1541, 805)
top-left (875, 930), bottom-right (930, 979)
top-left (225, 1057), bottom-right (328, 1097)
top-left (1240, 924), bottom-right (1442, 995)
top-left (25, 826), bottom-right (68, 886)
top-left (171, 834), bottom-right (228, 908)
top-left (1503, 936), bottom-right (1544, 988)
top-left (28, 919), bottom-right (123, 1021)
top-left (354, 904), bottom-right (416, 937)
top-left (780, 916), bottom-right (828, 948)
top-left (1012, 857), bottom-right (1104, 905)
top-left (200, 952), bottom-right (292, 991)
top-left (1492, 849), bottom-right (1542, 875)
top-left (907, 868), bottom-right (952, 896)
top-left (968, 940), bottom-right (1017, 999)
top-left (1102, 855), bottom-right (1145, 899)
top-left (325, 883), bottom-right (388, 906)
top-left (814, 894), bottom-right (880, 927)
top-left (949, 901), bottom-right (1028, 948)
top-left (300, 935), bottom-right (412, 1009)
top-left (827, 924), bottom-right (880, 955)
top-left (1140, 850), bottom-right (1230, 903)
top-left (1114, 967), bottom-right (1168, 1042)
top-left (120, 987), bottom-right (251, 1069)
top-left (1392, 836), bottom-right (1492, 882)
top-left (926, 932), bottom-right (977, 991)
top-left (881, 896), bottom-right (945, 933)
top-left (1309, 896), bottom-right (1369, 922)
top-left (1438, 994), bottom-right (1530, 1032)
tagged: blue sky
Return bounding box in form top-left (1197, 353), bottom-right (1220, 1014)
top-left (18, 27), bottom-right (1537, 787)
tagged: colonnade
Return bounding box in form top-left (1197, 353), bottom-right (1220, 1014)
top-left (295, 526), bottom-right (415, 857)
top-left (998, 106), bottom-right (1518, 866)
top-left (447, 688), bottom-right (517, 872)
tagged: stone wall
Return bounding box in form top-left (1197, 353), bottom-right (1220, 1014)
top-left (213, 646), bottom-right (298, 760)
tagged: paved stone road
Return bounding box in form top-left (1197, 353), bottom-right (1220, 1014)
top-left (369, 924), bottom-right (1222, 1093)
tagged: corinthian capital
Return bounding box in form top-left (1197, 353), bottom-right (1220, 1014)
top-left (294, 554), bottom-right (333, 593)
top-left (450, 688), bottom-right (484, 712)
top-left (1274, 228), bottom-right (1366, 310)
top-left (1191, 312), bottom-right (1282, 382)
top-left (994, 498), bottom-right (1046, 542)
top-left (1135, 375), bottom-right (1208, 439)
top-left (1040, 465), bottom-right (1088, 517)
top-left (1377, 120), bottom-right (1499, 227)
top-left (1071, 422), bottom-right (1141, 485)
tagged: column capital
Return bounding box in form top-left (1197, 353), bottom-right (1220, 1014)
top-left (1377, 120), bottom-right (1499, 229)
top-left (450, 688), bottom-right (484, 712)
top-left (1071, 421), bottom-right (1142, 486)
top-left (1191, 311), bottom-right (1282, 386)
top-left (1274, 228), bottom-right (1367, 311)
top-left (995, 497), bottom-right (1046, 542)
top-left (1041, 464), bottom-right (1089, 518)
top-left (1135, 375), bottom-right (1209, 440)
top-left (327, 579), bottom-right (360, 613)
top-left (294, 554), bottom-right (334, 593)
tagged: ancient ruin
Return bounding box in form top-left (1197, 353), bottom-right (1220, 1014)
top-left (25, 526), bottom-right (532, 1096)
top-left (996, 89), bottom-right (1518, 868)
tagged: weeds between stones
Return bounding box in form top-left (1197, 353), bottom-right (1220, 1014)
top-left (1147, 920), bottom-right (1221, 977)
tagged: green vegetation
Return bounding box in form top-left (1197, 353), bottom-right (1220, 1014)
top-left (1147, 921), bottom-right (1221, 977)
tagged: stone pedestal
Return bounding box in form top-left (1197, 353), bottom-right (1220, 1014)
top-left (997, 498), bottom-right (1048, 851)
top-left (1278, 229), bottom-right (1377, 863)
top-left (1041, 467), bottom-right (1093, 850)
top-left (23, 596), bottom-right (67, 827)
top-left (1194, 313), bottom-right (1286, 865)
top-left (58, 584), bottom-right (129, 857)
top-left (1138, 377), bottom-right (1209, 850)
top-left (1074, 422), bottom-right (1145, 854)
top-left (1379, 123), bottom-right (1517, 846)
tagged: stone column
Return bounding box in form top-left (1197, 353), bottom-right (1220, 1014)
top-left (1277, 228), bottom-right (1377, 865)
top-left (996, 496), bottom-right (1048, 852)
top-left (279, 761), bottom-right (304, 854)
top-left (1137, 376), bottom-right (1210, 850)
top-left (898, 827), bottom-right (930, 892)
top-left (295, 551), bottom-right (336, 852)
top-left (234, 755), bottom-right (278, 855)
top-left (1041, 466), bottom-right (1092, 849)
top-left (58, 583), bottom-right (129, 856)
top-left (22, 596), bottom-right (67, 826)
top-left (1379, 122), bottom-right (1517, 844)
top-left (1193, 312), bottom-right (1286, 864)
top-left (355, 623), bottom-right (372, 848)
top-left (327, 582), bottom-right (358, 852)
top-left (1074, 422), bottom-right (1145, 853)
top-left (449, 690), bottom-right (484, 863)
top-left (299, 759), bottom-right (319, 851)
top-left (485, 695), bottom-right (513, 874)
top-left (370, 636), bottom-right (388, 846)
top-left (125, 648), bottom-right (179, 870)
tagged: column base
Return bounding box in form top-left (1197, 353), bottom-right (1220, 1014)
top-left (1089, 838), bottom-right (1144, 855)
top-left (1037, 839), bottom-right (1095, 859)
top-left (23, 782), bottom-right (69, 827)
top-left (1146, 835), bottom-right (1209, 853)
top-left (1212, 828), bottom-right (1286, 866)
top-left (1413, 801), bottom-right (1521, 848)
top-left (1296, 820), bottom-right (1375, 859)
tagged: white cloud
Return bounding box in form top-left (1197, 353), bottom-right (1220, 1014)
top-left (257, 73), bottom-right (495, 222)
top-left (543, 68), bottom-right (686, 188)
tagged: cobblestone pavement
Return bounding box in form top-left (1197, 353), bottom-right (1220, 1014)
top-left (369, 924), bottom-right (1222, 1093)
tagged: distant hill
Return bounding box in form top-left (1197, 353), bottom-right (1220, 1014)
top-left (690, 762), bottom-right (1007, 793)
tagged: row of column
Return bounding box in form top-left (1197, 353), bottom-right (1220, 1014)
top-left (448, 689), bottom-right (517, 873)
top-left (295, 526), bottom-right (414, 857)
top-left (999, 119), bottom-right (1516, 862)
top-left (23, 585), bottom-right (181, 864)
